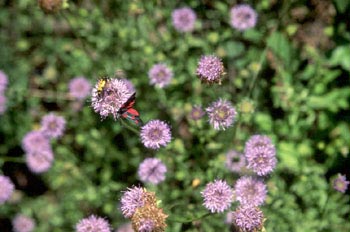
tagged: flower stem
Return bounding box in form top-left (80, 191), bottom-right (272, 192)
top-left (0, 157), bottom-right (25, 163)
top-left (248, 48), bottom-right (267, 98)
top-left (120, 118), bottom-right (140, 135)
top-left (169, 212), bottom-right (211, 223)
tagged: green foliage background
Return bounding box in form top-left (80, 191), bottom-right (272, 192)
top-left (0, 0), bottom-right (349, 231)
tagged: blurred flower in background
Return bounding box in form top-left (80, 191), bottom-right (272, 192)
top-left (0, 175), bottom-right (15, 204)
top-left (234, 176), bottom-right (267, 206)
top-left (244, 135), bottom-right (277, 176)
top-left (225, 150), bottom-right (246, 173)
top-left (206, 99), bottom-right (237, 130)
top-left (189, 105), bottom-right (205, 121)
top-left (333, 174), bottom-right (349, 193)
top-left (25, 149), bottom-right (54, 174)
top-left (138, 158), bottom-right (167, 185)
top-left (230, 4), bottom-right (258, 31)
top-left (12, 214), bottom-right (35, 232)
top-left (75, 215), bottom-right (111, 232)
top-left (171, 7), bottom-right (196, 32)
top-left (148, 63), bottom-right (173, 88)
top-left (40, 113), bottom-right (66, 139)
top-left (68, 76), bottom-right (91, 100)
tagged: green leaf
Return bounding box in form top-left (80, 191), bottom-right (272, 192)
top-left (267, 31), bottom-right (293, 67)
top-left (329, 45), bottom-right (350, 71)
top-left (334, 0), bottom-right (350, 13)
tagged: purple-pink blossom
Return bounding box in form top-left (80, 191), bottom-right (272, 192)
top-left (0, 175), bottom-right (14, 204)
top-left (234, 176), bottom-right (267, 207)
top-left (120, 186), bottom-right (146, 218)
top-left (201, 179), bottom-right (233, 213)
top-left (196, 55), bottom-right (225, 83)
top-left (91, 78), bottom-right (132, 119)
top-left (40, 113), bottom-right (66, 139)
top-left (21, 130), bottom-right (51, 154)
top-left (69, 76), bottom-right (91, 100)
top-left (140, 120), bottom-right (171, 149)
top-left (172, 7), bottom-right (196, 32)
top-left (25, 149), bottom-right (54, 174)
top-left (148, 64), bottom-right (173, 88)
top-left (206, 99), bottom-right (237, 130)
top-left (230, 4), bottom-right (258, 31)
top-left (225, 150), bottom-right (246, 173)
top-left (75, 215), bottom-right (111, 232)
top-left (233, 206), bottom-right (264, 232)
top-left (138, 158), bottom-right (167, 185)
top-left (333, 174), bottom-right (349, 193)
top-left (12, 214), bottom-right (35, 232)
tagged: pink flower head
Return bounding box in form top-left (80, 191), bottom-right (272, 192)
top-left (234, 176), bottom-right (267, 206)
top-left (230, 4), bottom-right (258, 31)
top-left (233, 206), bottom-right (264, 232)
top-left (206, 99), bottom-right (237, 130)
top-left (333, 174), bottom-right (349, 193)
top-left (0, 70), bottom-right (8, 93)
top-left (196, 55), bottom-right (225, 84)
top-left (12, 214), bottom-right (35, 232)
top-left (75, 215), bottom-right (111, 232)
top-left (244, 135), bottom-right (277, 176)
top-left (172, 7), bottom-right (196, 32)
top-left (225, 150), bottom-right (246, 173)
top-left (25, 149), bottom-right (54, 174)
top-left (140, 120), bottom-right (172, 149)
top-left (91, 78), bottom-right (133, 119)
top-left (138, 158), bottom-right (167, 185)
top-left (148, 64), bottom-right (173, 88)
top-left (120, 78), bottom-right (136, 93)
top-left (190, 105), bottom-right (205, 121)
top-left (21, 130), bottom-right (51, 154)
top-left (201, 179), bottom-right (233, 213)
top-left (69, 76), bottom-right (91, 100)
top-left (0, 175), bottom-right (14, 204)
top-left (40, 113), bottom-right (66, 139)
top-left (120, 186), bottom-right (146, 218)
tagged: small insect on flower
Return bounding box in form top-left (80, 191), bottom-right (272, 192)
top-left (91, 77), bottom-right (143, 126)
top-left (96, 77), bottom-right (110, 99)
top-left (118, 93), bottom-right (143, 126)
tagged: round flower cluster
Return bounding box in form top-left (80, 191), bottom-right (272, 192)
top-left (333, 173), bottom-right (349, 193)
top-left (40, 113), bottom-right (66, 139)
top-left (12, 214), bottom-right (35, 232)
top-left (171, 7), bottom-right (196, 32)
top-left (0, 70), bottom-right (9, 114)
top-left (234, 176), bottom-right (267, 207)
top-left (196, 55), bottom-right (225, 84)
top-left (225, 150), bottom-right (246, 173)
top-left (230, 4), bottom-right (258, 31)
top-left (0, 175), bottom-right (15, 204)
top-left (68, 76), bottom-right (91, 100)
top-left (120, 187), bottom-right (167, 232)
top-left (233, 206), bottom-right (264, 231)
top-left (189, 105), bottom-right (205, 121)
top-left (75, 215), bottom-right (111, 232)
top-left (244, 135), bottom-right (277, 176)
top-left (148, 63), bottom-right (173, 88)
top-left (138, 158), bottom-right (167, 185)
top-left (91, 78), bottom-right (133, 119)
top-left (206, 99), bottom-right (237, 130)
top-left (140, 120), bottom-right (171, 149)
top-left (201, 179), bottom-right (233, 213)
top-left (21, 113), bottom-right (65, 174)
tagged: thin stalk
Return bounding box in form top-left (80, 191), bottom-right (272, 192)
top-left (247, 48), bottom-right (267, 98)
top-left (0, 157), bottom-right (25, 163)
top-left (120, 118), bottom-right (140, 135)
top-left (168, 212), bottom-right (211, 223)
